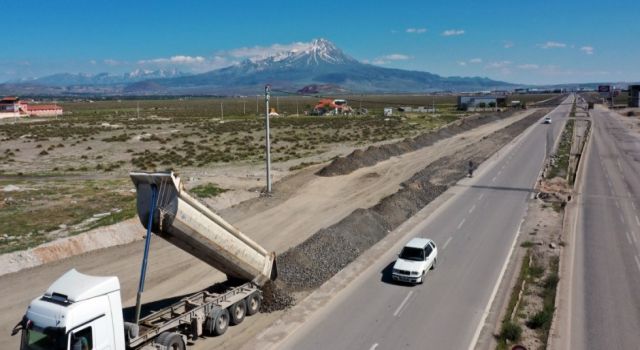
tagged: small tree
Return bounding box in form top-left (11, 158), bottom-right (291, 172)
top-left (488, 101), bottom-right (496, 110)
top-left (478, 102), bottom-right (487, 111)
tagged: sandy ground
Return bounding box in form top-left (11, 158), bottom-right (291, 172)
top-left (0, 108), bottom-right (538, 349)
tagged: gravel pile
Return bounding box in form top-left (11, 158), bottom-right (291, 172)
top-left (261, 109), bottom-right (549, 312)
top-left (317, 113), bottom-right (510, 177)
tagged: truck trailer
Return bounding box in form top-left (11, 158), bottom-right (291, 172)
top-left (12, 171), bottom-right (277, 350)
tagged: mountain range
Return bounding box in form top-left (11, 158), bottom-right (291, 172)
top-left (0, 39), bottom-right (514, 96)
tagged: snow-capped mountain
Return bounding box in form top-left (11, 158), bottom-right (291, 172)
top-left (20, 69), bottom-right (189, 87)
top-left (126, 38), bottom-right (510, 94)
top-left (1, 39), bottom-right (512, 95)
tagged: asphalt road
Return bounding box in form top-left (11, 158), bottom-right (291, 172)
top-left (277, 96), bottom-right (574, 350)
top-left (569, 105), bottom-right (640, 350)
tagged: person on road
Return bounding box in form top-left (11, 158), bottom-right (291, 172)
top-left (468, 160), bottom-right (474, 178)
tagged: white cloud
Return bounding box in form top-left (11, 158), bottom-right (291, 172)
top-left (486, 60), bottom-right (512, 69)
top-left (580, 46), bottom-right (594, 55)
top-left (371, 53), bottom-right (411, 65)
top-left (503, 41), bottom-right (514, 49)
top-left (538, 41), bottom-right (566, 49)
top-left (228, 42), bottom-right (311, 60)
top-left (406, 28), bottom-right (427, 34)
top-left (138, 55), bottom-right (206, 65)
top-left (517, 64), bottom-right (539, 70)
top-left (104, 59), bottom-right (122, 66)
top-left (382, 54), bottom-right (410, 60)
top-left (89, 60), bottom-right (97, 65)
top-left (469, 58), bottom-right (482, 64)
top-left (458, 61), bottom-right (467, 66)
top-left (442, 29), bottom-right (465, 36)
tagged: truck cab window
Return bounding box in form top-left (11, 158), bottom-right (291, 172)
top-left (71, 327), bottom-right (92, 350)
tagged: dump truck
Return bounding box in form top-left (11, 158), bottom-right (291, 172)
top-left (12, 171), bottom-right (277, 350)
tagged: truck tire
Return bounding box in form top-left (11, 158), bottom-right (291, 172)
top-left (246, 293), bottom-right (261, 316)
top-left (229, 300), bottom-right (247, 325)
top-left (156, 332), bottom-right (184, 350)
top-left (124, 322), bottom-right (139, 339)
top-left (213, 309), bottom-right (230, 336)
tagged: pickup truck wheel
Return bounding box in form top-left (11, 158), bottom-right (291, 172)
top-left (230, 300), bottom-right (247, 325)
top-left (157, 332), bottom-right (184, 350)
top-left (246, 293), bottom-right (261, 316)
top-left (214, 309), bottom-right (230, 336)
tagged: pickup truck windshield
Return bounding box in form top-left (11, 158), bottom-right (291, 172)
top-left (21, 328), bottom-right (66, 350)
top-left (400, 247), bottom-right (425, 261)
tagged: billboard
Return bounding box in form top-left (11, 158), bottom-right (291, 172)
top-left (597, 85), bottom-right (611, 93)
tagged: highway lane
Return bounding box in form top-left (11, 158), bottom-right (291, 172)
top-left (278, 96), bottom-right (574, 350)
top-left (569, 105), bottom-right (640, 350)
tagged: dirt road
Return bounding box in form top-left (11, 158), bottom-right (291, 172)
top-left (0, 109), bottom-right (537, 349)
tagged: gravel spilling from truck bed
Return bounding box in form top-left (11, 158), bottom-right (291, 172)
top-left (261, 109), bottom-right (549, 312)
top-left (317, 112), bottom-right (517, 177)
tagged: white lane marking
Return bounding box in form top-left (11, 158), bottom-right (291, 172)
top-left (636, 215), bottom-right (640, 227)
top-left (615, 201), bottom-right (620, 209)
top-left (497, 170), bottom-right (503, 176)
top-left (617, 159), bottom-right (623, 170)
top-left (443, 236), bottom-right (453, 250)
top-left (478, 193), bottom-right (485, 201)
top-left (492, 176), bottom-right (497, 182)
top-left (635, 256), bottom-right (640, 272)
top-left (626, 232), bottom-right (633, 245)
top-left (631, 231), bottom-right (638, 243)
top-left (620, 214), bottom-right (625, 224)
top-left (469, 204), bottom-right (476, 214)
top-left (457, 218), bottom-right (466, 229)
top-left (394, 291), bottom-right (414, 317)
top-left (369, 343), bottom-right (379, 350)
top-left (632, 202), bottom-right (637, 210)
top-left (467, 216), bottom-right (525, 350)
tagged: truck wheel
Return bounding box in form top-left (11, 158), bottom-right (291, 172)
top-left (157, 332), bottom-right (184, 350)
top-left (214, 309), bottom-right (230, 336)
top-left (230, 300), bottom-right (247, 325)
top-left (246, 293), bottom-right (261, 316)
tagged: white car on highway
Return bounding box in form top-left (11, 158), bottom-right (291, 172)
top-left (543, 116), bottom-right (552, 124)
top-left (392, 238), bottom-right (438, 284)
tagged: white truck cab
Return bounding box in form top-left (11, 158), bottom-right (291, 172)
top-left (15, 269), bottom-right (125, 350)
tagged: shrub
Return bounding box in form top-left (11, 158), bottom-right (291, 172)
top-left (499, 321), bottom-right (522, 342)
top-left (526, 309), bottom-right (552, 329)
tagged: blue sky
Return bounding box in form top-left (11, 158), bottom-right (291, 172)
top-left (2, 0), bottom-right (639, 85)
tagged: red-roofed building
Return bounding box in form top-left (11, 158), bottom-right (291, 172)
top-left (0, 96), bottom-right (63, 118)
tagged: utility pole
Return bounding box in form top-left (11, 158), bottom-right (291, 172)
top-left (296, 99), bottom-right (299, 116)
top-left (137, 101), bottom-right (140, 119)
top-left (221, 102), bottom-right (224, 120)
top-left (276, 96), bottom-right (279, 113)
top-left (264, 85), bottom-right (272, 193)
top-left (243, 100), bottom-right (246, 116)
top-left (256, 95), bottom-right (259, 115)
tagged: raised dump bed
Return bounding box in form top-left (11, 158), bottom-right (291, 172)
top-left (130, 171), bottom-right (277, 286)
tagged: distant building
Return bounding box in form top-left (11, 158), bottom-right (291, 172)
top-left (313, 99), bottom-right (353, 115)
top-left (383, 107), bottom-right (394, 117)
top-left (0, 96), bottom-right (63, 118)
top-left (629, 85), bottom-right (640, 108)
top-left (457, 95), bottom-right (507, 110)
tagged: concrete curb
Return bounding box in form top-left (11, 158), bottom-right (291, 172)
top-left (0, 218), bottom-right (145, 277)
top-left (547, 103), bottom-right (593, 350)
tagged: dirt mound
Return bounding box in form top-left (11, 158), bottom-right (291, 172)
top-left (317, 113), bottom-right (508, 177)
top-left (260, 110), bottom-right (548, 312)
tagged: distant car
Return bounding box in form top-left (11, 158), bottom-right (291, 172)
top-left (392, 238), bottom-right (438, 284)
top-left (543, 116), bottom-right (552, 124)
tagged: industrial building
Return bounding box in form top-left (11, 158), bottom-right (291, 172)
top-left (629, 85), bottom-right (640, 108)
top-left (0, 96), bottom-right (63, 118)
top-left (457, 95), bottom-right (507, 110)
